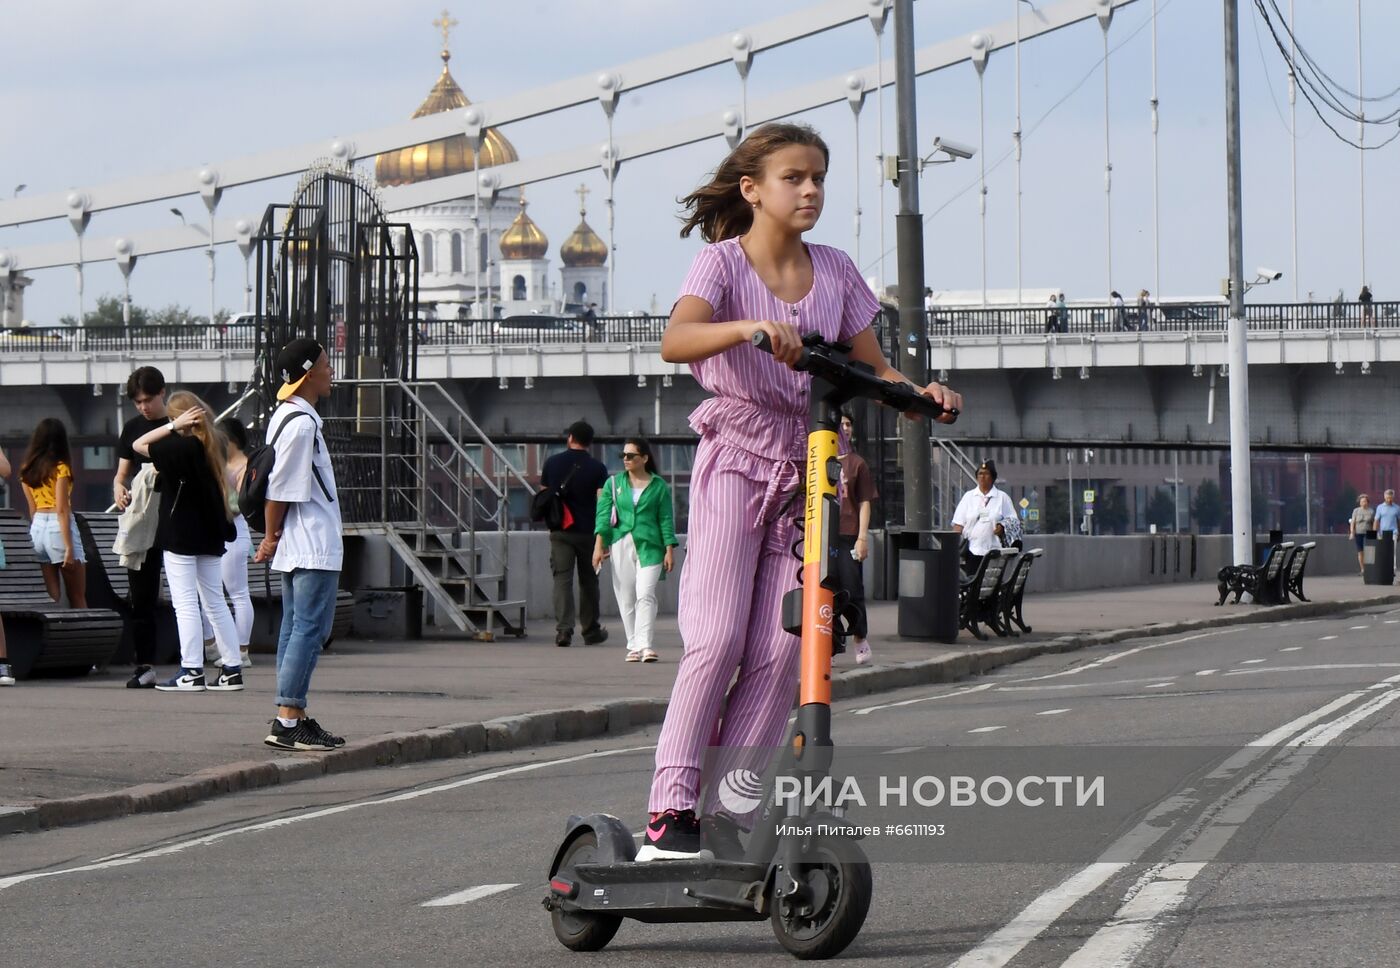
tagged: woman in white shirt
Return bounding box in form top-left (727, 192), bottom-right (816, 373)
top-left (952, 460), bottom-right (1017, 571)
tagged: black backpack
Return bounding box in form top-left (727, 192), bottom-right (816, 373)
top-left (239, 410), bottom-right (331, 531)
top-left (530, 461), bottom-right (581, 530)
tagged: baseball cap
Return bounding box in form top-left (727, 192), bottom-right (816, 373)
top-left (275, 337), bottom-right (325, 402)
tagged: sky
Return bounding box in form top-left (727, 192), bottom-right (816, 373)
top-left (3, 0), bottom-right (1397, 324)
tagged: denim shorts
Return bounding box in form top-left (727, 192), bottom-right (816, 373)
top-left (29, 514), bottom-right (85, 565)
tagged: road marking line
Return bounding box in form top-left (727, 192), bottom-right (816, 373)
top-left (1386, 620), bottom-right (1399, 625)
top-left (996, 676), bottom-right (1190, 692)
top-left (947, 676), bottom-right (1393, 968)
top-left (1279, 647), bottom-right (1303, 652)
top-left (1224, 663), bottom-right (1400, 677)
top-left (1006, 630), bottom-right (1238, 684)
top-left (1319, 635), bottom-right (1338, 640)
top-left (853, 682), bottom-right (993, 715)
top-left (1238, 659), bottom-right (1266, 665)
top-left (1036, 709), bottom-right (1071, 716)
top-left (0, 745), bottom-right (656, 894)
top-left (1196, 669), bottom-right (1218, 676)
top-left (1144, 683), bottom-right (1174, 689)
top-left (1059, 687), bottom-right (1400, 967)
top-left (422, 883), bottom-right (518, 907)
top-left (967, 726), bottom-right (1004, 734)
top-left (884, 745), bottom-right (924, 755)
top-left (1350, 625), bottom-right (1369, 630)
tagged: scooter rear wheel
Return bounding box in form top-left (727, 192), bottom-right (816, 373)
top-left (769, 840), bottom-right (873, 960)
top-left (550, 830), bottom-right (622, 951)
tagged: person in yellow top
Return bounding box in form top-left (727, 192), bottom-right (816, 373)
top-left (20, 418), bottom-right (87, 608)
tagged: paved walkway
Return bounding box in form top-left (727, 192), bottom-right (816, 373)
top-left (2, 575), bottom-right (1396, 831)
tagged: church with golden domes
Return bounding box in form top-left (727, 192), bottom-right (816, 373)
top-left (374, 16), bottom-right (608, 321)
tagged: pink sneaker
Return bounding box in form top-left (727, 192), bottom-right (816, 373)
top-left (854, 639), bottom-right (873, 665)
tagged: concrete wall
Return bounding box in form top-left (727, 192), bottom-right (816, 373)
top-left (350, 529), bottom-right (1356, 627)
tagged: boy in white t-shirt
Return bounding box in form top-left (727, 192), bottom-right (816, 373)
top-left (255, 338), bottom-right (345, 752)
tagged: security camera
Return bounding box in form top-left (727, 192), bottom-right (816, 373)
top-left (932, 137), bottom-right (976, 160)
top-left (1255, 267), bottom-right (1282, 281)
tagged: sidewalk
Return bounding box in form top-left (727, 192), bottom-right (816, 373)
top-left (2, 575), bottom-right (1396, 834)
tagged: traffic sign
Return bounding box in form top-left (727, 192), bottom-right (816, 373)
top-left (1083, 489), bottom-right (1096, 505)
top-left (1019, 497), bottom-right (1030, 509)
top-left (1028, 509), bottom-right (1040, 521)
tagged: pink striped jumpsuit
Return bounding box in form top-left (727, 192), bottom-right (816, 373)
top-left (648, 237), bottom-right (880, 815)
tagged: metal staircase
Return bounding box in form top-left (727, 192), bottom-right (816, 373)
top-left (330, 378), bottom-right (533, 640)
top-left (875, 434), bottom-right (981, 528)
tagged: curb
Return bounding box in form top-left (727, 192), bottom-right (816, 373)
top-left (5, 590), bottom-right (1397, 836)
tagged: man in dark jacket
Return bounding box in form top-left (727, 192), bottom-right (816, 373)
top-left (541, 420), bottom-right (610, 647)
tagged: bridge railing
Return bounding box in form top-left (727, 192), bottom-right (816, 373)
top-left (4, 302), bottom-right (1398, 354)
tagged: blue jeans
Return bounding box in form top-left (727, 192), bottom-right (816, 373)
top-left (275, 568), bottom-right (339, 709)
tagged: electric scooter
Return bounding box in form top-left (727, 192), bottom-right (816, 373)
top-left (543, 332), bottom-right (956, 960)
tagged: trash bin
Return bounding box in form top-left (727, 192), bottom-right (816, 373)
top-left (1364, 533), bottom-right (1394, 585)
top-left (1254, 529), bottom-right (1285, 567)
top-left (895, 529), bottom-right (960, 642)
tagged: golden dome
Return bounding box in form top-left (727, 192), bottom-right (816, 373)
top-left (374, 50), bottom-right (518, 187)
top-left (561, 218), bottom-right (607, 267)
top-left (500, 194), bottom-right (548, 260)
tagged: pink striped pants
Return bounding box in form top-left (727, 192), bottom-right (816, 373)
top-left (648, 434), bottom-right (802, 814)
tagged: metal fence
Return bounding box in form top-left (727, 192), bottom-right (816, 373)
top-left (4, 301), bottom-right (1398, 354)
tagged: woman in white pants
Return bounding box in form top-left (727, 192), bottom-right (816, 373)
top-left (133, 391), bottom-right (242, 692)
top-left (216, 418), bottom-right (254, 668)
top-left (592, 438), bottom-right (677, 662)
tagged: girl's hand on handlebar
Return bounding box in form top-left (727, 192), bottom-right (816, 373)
top-left (744, 321), bottom-right (804, 367)
top-left (913, 380), bottom-right (962, 424)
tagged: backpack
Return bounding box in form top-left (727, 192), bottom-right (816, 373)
top-left (238, 410), bottom-right (332, 532)
top-left (530, 460), bottom-right (581, 530)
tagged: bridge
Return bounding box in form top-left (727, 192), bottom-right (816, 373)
top-left (0, 302), bottom-right (1395, 450)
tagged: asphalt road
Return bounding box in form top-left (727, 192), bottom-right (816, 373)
top-left (5, 607), bottom-right (1400, 968)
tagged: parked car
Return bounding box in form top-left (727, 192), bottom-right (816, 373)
top-left (490, 315), bottom-right (584, 339)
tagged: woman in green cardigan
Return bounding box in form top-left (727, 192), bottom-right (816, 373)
top-left (592, 437), bottom-right (677, 663)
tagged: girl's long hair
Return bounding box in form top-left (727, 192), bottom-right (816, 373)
top-left (678, 122), bottom-right (830, 243)
top-left (20, 418), bottom-right (72, 489)
top-left (624, 437), bottom-right (661, 480)
top-left (167, 390), bottom-right (232, 520)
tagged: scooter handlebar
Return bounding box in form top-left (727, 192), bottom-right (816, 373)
top-left (750, 330), bottom-right (958, 420)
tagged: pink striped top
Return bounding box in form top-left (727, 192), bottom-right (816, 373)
top-left (678, 238), bottom-right (879, 461)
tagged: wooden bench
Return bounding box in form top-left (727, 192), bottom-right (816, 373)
top-left (244, 550), bottom-right (355, 650)
top-left (959, 548), bottom-right (1017, 640)
top-left (1284, 541), bottom-right (1316, 602)
top-left (0, 511), bottom-right (124, 678)
top-left (78, 512), bottom-right (179, 665)
top-left (80, 512), bottom-right (353, 657)
top-left (1215, 541), bottom-right (1293, 606)
top-left (996, 547), bottom-right (1043, 635)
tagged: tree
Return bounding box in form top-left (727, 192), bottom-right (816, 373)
top-left (1043, 485), bottom-right (1070, 534)
top-left (1095, 485), bottom-right (1129, 534)
top-left (59, 295), bottom-right (149, 328)
top-left (1146, 488), bottom-right (1176, 531)
top-left (1193, 479), bottom-right (1223, 533)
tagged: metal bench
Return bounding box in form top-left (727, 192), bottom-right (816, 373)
top-left (0, 511), bottom-right (123, 678)
top-left (996, 547), bottom-right (1043, 635)
top-left (1215, 541), bottom-right (1293, 606)
top-left (959, 548), bottom-right (1017, 640)
top-left (1283, 541), bottom-right (1316, 603)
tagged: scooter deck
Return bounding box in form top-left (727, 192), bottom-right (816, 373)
top-left (556, 860), bottom-right (769, 923)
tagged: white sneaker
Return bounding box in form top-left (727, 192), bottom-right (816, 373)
top-left (155, 668), bottom-right (206, 692)
top-left (0, 663), bottom-right (15, 686)
top-left (854, 639), bottom-right (873, 665)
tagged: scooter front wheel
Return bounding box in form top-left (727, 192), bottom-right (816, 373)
top-left (550, 830), bottom-right (622, 952)
top-left (769, 840), bottom-right (873, 960)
